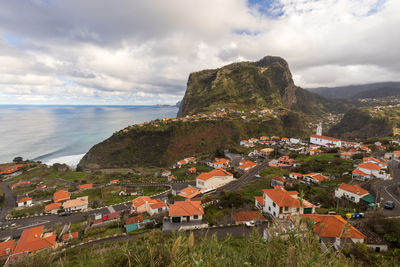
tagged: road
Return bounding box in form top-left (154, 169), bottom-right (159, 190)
top-left (0, 182), bottom-right (16, 222)
top-left (217, 160), bottom-right (269, 193)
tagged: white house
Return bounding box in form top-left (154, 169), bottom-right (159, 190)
top-left (310, 135), bottom-right (341, 147)
top-left (238, 160), bottom-right (256, 171)
top-left (353, 162), bottom-right (389, 180)
top-left (196, 168), bottom-right (234, 189)
top-left (261, 186), bottom-right (315, 219)
top-left (147, 200), bottom-right (168, 216)
top-left (17, 197), bottom-right (32, 207)
top-left (290, 138), bottom-right (300, 144)
top-left (207, 158), bottom-right (230, 169)
top-left (62, 196), bottom-right (88, 212)
top-left (335, 183), bottom-right (370, 203)
top-left (362, 157), bottom-right (387, 169)
top-left (303, 173), bottom-right (328, 184)
top-left (168, 200), bottom-right (204, 223)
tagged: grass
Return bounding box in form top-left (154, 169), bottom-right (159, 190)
top-left (293, 153), bottom-right (354, 177)
top-left (259, 166), bottom-right (289, 177)
top-left (170, 164), bottom-right (213, 181)
top-left (8, 204), bottom-right (45, 218)
top-left (239, 176), bottom-right (272, 197)
top-left (84, 222), bottom-right (124, 240)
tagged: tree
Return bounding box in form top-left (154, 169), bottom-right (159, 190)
top-left (13, 156), bottom-right (23, 163)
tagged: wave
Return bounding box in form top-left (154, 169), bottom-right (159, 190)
top-left (43, 153), bottom-right (85, 168)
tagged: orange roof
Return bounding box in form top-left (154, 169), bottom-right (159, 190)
top-left (125, 215), bottom-right (144, 225)
top-left (394, 151), bottom-right (400, 155)
top-left (17, 197), bottom-right (32, 203)
top-left (196, 168), bottom-right (233, 181)
top-left (281, 138), bottom-right (289, 141)
top-left (132, 196), bottom-right (152, 208)
top-left (239, 160), bottom-right (256, 170)
top-left (169, 200), bottom-right (204, 217)
top-left (359, 162), bottom-right (381, 171)
top-left (178, 187), bottom-right (200, 198)
top-left (310, 135), bottom-right (340, 142)
top-left (302, 215), bottom-right (366, 239)
top-left (110, 179), bottom-right (120, 184)
top-left (262, 186), bottom-right (314, 208)
top-left (53, 190), bottom-right (70, 202)
top-left (45, 202), bottom-right (62, 212)
top-left (271, 136), bottom-right (280, 140)
top-left (338, 183), bottom-right (369, 196)
top-left (13, 225), bottom-right (56, 254)
top-left (78, 183), bottom-right (93, 190)
top-left (352, 168), bottom-right (368, 176)
top-left (233, 211), bottom-right (267, 223)
top-left (363, 157), bottom-right (387, 166)
top-left (61, 232), bottom-right (78, 241)
top-left (260, 136), bottom-right (269, 140)
top-left (305, 173), bottom-right (327, 182)
top-left (290, 172), bottom-right (303, 177)
top-left (0, 240), bottom-right (16, 257)
top-left (254, 196), bottom-right (264, 206)
top-left (149, 200), bottom-right (167, 209)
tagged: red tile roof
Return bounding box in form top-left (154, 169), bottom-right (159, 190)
top-left (44, 202), bottom-right (61, 212)
top-left (233, 211), bottom-right (267, 223)
top-left (78, 183), bottom-right (93, 190)
top-left (338, 183), bottom-right (369, 196)
top-left (305, 173), bottom-right (327, 182)
top-left (262, 186), bottom-right (314, 208)
top-left (352, 168), bottom-right (368, 176)
top-left (359, 162), bottom-right (381, 171)
top-left (239, 160), bottom-right (256, 170)
top-left (196, 168), bottom-right (233, 181)
top-left (290, 172), bottom-right (303, 177)
top-left (254, 196), bottom-right (264, 206)
top-left (302, 214), bottom-right (366, 239)
top-left (61, 232), bottom-right (78, 241)
top-left (310, 135), bottom-right (340, 142)
top-left (125, 215), bottom-right (144, 225)
top-left (53, 190), bottom-right (70, 203)
top-left (17, 197), bottom-right (32, 203)
top-left (149, 200), bottom-right (167, 209)
top-left (363, 157), bottom-right (387, 166)
top-left (272, 176), bottom-right (286, 183)
top-left (169, 200), bottom-right (204, 217)
top-left (0, 240), bottom-right (16, 257)
top-left (13, 226), bottom-right (56, 254)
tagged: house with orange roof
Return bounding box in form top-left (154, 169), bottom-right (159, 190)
top-left (301, 214), bottom-right (366, 249)
top-left (233, 211), bottom-right (267, 225)
top-left (260, 148), bottom-right (274, 158)
top-left (307, 148), bottom-right (323, 156)
top-left (77, 183), bottom-right (93, 191)
top-left (271, 136), bottom-right (280, 141)
top-left (238, 160), bottom-right (256, 171)
top-left (340, 152), bottom-right (353, 159)
top-left (44, 202), bottom-right (62, 214)
top-left (362, 157), bottom-right (387, 169)
top-left (53, 190), bottom-right (70, 203)
top-left (240, 140), bottom-right (254, 148)
top-left (353, 162), bottom-right (389, 180)
top-left (277, 156), bottom-right (294, 167)
top-left (208, 158), bottom-right (230, 169)
top-left (110, 179), bottom-right (120, 185)
top-left (271, 176), bottom-right (286, 186)
top-left (281, 137), bottom-right (289, 143)
top-left (0, 240), bottom-right (16, 258)
top-left (186, 167), bottom-right (197, 175)
top-left (167, 200), bottom-right (204, 223)
top-left (260, 136), bottom-right (269, 141)
top-left (177, 186), bottom-right (201, 199)
top-left (249, 138), bottom-right (259, 143)
top-left (261, 186), bottom-right (315, 219)
top-left (394, 151), bottom-right (400, 160)
top-left (161, 169), bottom-right (171, 177)
top-left (196, 168), bottom-right (234, 189)
top-left (8, 225), bottom-right (57, 261)
top-left (289, 173), bottom-right (303, 180)
top-left (334, 183), bottom-right (371, 203)
top-left (254, 196), bottom-right (264, 209)
top-left (17, 197), bottom-right (32, 207)
top-left (131, 196), bottom-right (168, 215)
top-left (303, 173), bottom-right (328, 184)
top-left (62, 196), bottom-right (88, 212)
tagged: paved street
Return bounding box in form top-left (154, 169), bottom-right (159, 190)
top-left (0, 182), bottom-right (16, 221)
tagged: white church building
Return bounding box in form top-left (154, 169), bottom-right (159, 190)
top-left (310, 123), bottom-right (341, 148)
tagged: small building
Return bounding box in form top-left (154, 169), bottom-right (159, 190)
top-left (261, 186), bottom-right (315, 219)
top-left (186, 167), bottom-right (197, 175)
top-left (62, 196), bottom-right (88, 212)
top-left (196, 168), bottom-right (234, 190)
top-left (260, 148), bottom-right (274, 158)
top-left (61, 232), bottom-right (79, 243)
top-left (168, 200), bottom-right (204, 223)
top-left (110, 179), bottom-right (120, 185)
top-left (177, 186), bottom-right (201, 199)
top-left (44, 202), bottom-right (62, 214)
top-left (77, 183), bottom-right (93, 191)
top-left (277, 156), bottom-right (294, 167)
top-left (131, 196), bottom-right (168, 215)
top-left (238, 160), bottom-right (256, 171)
top-left (53, 189), bottom-right (71, 203)
top-left (161, 170), bottom-right (171, 177)
top-left (335, 183), bottom-right (370, 203)
top-left (119, 188), bottom-right (140, 196)
top-left (209, 158), bottom-right (230, 169)
top-left (168, 175), bottom-right (176, 182)
top-left (271, 176), bottom-right (286, 186)
top-left (254, 196), bottom-right (264, 209)
top-left (0, 240), bottom-right (16, 258)
top-left (233, 211), bottom-right (267, 225)
top-left (310, 135), bottom-right (341, 148)
top-left (17, 197), bottom-right (32, 207)
top-left (353, 162), bottom-right (389, 180)
top-left (303, 173), bottom-right (328, 184)
top-left (289, 173), bottom-right (303, 180)
top-left (301, 214), bottom-right (365, 249)
top-left (394, 151), bottom-right (400, 160)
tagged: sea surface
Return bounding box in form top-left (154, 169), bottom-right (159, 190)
top-left (0, 105), bottom-right (178, 167)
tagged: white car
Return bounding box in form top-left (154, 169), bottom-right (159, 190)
top-left (245, 220), bottom-right (255, 227)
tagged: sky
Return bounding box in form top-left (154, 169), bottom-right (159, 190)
top-left (0, 0), bottom-right (399, 105)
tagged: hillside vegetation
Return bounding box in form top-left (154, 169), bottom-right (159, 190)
top-left (79, 113), bottom-right (308, 170)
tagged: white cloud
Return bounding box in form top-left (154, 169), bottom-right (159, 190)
top-left (0, 0), bottom-right (399, 104)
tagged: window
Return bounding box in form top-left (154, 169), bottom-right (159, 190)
top-left (297, 208), bottom-right (300, 212)
top-left (273, 212), bottom-right (276, 216)
top-left (194, 215), bottom-right (198, 219)
top-left (273, 202), bottom-right (276, 208)
top-left (268, 206), bottom-right (271, 211)
top-left (284, 207), bottom-right (289, 211)
top-left (375, 247), bottom-right (380, 252)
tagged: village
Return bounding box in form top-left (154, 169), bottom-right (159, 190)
top-left (0, 120), bottom-right (400, 265)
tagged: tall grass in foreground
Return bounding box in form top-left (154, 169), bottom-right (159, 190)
top-left (11, 228), bottom-right (360, 267)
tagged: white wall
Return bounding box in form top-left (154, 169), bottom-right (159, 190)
top-left (196, 175), bottom-right (235, 189)
top-left (310, 137), bottom-right (341, 147)
top-left (335, 188), bottom-right (364, 203)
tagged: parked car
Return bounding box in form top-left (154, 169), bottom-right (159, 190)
top-left (245, 220), bottom-right (255, 227)
top-left (59, 211), bottom-right (71, 216)
top-left (384, 201), bottom-right (395, 209)
top-left (103, 214), bottom-right (109, 221)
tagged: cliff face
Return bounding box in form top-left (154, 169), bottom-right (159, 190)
top-left (177, 56), bottom-right (297, 117)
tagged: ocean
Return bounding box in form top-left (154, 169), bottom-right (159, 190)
top-left (0, 105), bottom-right (178, 167)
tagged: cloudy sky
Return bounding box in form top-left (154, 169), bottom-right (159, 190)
top-left (0, 0), bottom-right (399, 105)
